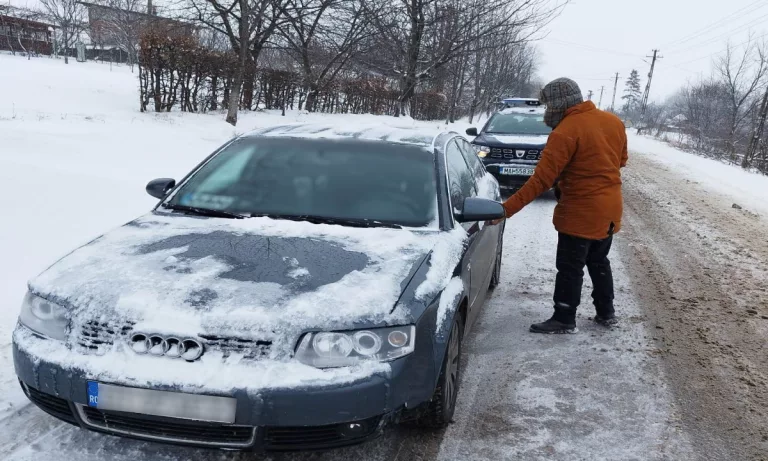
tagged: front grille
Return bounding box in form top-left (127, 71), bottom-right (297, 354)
top-left (263, 415), bottom-right (382, 451)
top-left (77, 320), bottom-right (271, 360)
top-left (77, 320), bottom-right (134, 353)
top-left (526, 149), bottom-right (540, 160)
top-left (199, 334), bottom-right (272, 360)
top-left (490, 153), bottom-right (502, 158)
top-left (24, 383), bottom-right (77, 424)
top-left (79, 406), bottom-right (256, 447)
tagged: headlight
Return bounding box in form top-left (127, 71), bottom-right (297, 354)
top-left (474, 145), bottom-right (490, 158)
top-left (295, 325), bottom-right (416, 368)
top-left (19, 292), bottom-right (69, 341)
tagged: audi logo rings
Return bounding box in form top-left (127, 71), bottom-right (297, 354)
top-left (129, 333), bottom-right (204, 361)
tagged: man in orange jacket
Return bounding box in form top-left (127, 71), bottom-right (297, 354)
top-left (502, 78), bottom-right (628, 334)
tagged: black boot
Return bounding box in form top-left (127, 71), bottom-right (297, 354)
top-left (594, 313), bottom-right (618, 327)
top-left (594, 303), bottom-right (617, 327)
top-left (530, 305), bottom-right (577, 334)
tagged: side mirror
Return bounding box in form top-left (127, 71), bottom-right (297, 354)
top-left (455, 197), bottom-right (505, 223)
top-left (146, 178), bottom-right (176, 200)
top-left (465, 127), bottom-right (478, 137)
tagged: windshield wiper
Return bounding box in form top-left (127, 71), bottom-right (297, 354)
top-left (161, 203), bottom-right (244, 219)
top-left (250, 213), bottom-right (402, 229)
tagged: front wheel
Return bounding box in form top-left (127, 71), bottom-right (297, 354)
top-left (414, 313), bottom-right (463, 428)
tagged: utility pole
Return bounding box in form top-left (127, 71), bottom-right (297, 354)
top-left (598, 86), bottom-right (605, 109)
top-left (639, 49), bottom-right (662, 128)
top-left (587, 90), bottom-right (593, 101)
top-left (610, 72), bottom-right (619, 112)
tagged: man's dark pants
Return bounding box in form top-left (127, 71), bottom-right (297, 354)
top-left (552, 232), bottom-right (615, 323)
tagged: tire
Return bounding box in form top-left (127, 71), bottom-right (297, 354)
top-left (489, 236), bottom-right (503, 289)
top-left (414, 313), bottom-right (464, 428)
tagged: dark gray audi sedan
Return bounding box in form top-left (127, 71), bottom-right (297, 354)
top-left (12, 123), bottom-right (505, 451)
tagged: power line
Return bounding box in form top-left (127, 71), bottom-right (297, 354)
top-left (665, 12), bottom-right (768, 56)
top-left (661, 0), bottom-right (768, 50)
top-left (542, 38), bottom-right (642, 58)
top-left (671, 30), bottom-right (768, 67)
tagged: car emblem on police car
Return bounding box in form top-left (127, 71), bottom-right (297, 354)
top-left (129, 333), bottom-right (204, 361)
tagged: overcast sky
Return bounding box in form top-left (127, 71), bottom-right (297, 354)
top-left (536, 0), bottom-right (768, 105)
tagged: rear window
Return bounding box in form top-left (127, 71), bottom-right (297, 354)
top-left (168, 138), bottom-right (439, 228)
top-left (484, 113), bottom-right (551, 136)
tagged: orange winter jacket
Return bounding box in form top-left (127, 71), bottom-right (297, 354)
top-left (502, 101), bottom-right (628, 240)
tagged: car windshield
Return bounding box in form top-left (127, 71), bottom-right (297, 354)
top-left (166, 137), bottom-right (439, 228)
top-left (485, 113), bottom-right (552, 135)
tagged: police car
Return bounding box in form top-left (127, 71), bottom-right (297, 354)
top-left (466, 98), bottom-right (551, 191)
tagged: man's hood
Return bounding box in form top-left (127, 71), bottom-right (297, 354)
top-left (29, 214), bottom-right (465, 355)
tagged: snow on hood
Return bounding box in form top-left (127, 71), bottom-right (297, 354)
top-left (29, 213), bottom-right (466, 357)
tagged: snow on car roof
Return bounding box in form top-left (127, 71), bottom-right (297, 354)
top-left (498, 107), bottom-right (547, 115)
top-left (246, 122), bottom-right (441, 148)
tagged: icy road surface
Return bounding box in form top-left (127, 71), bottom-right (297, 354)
top-left (0, 192), bottom-right (695, 461)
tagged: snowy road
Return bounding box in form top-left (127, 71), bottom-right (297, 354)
top-left (0, 191), bottom-right (696, 461)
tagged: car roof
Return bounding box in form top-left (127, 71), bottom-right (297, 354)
top-left (245, 123), bottom-right (446, 148)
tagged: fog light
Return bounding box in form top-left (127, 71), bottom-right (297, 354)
top-left (339, 422), bottom-right (367, 438)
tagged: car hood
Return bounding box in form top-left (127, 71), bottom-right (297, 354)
top-left (29, 213), bottom-right (465, 353)
top-left (474, 133), bottom-right (548, 148)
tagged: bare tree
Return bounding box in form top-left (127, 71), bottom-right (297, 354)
top-left (363, 0), bottom-right (561, 116)
top-left (92, 0), bottom-right (146, 70)
top-left (278, 0), bottom-right (371, 112)
top-left (185, 0), bottom-right (286, 125)
top-left (39, 0), bottom-right (86, 63)
top-left (714, 38), bottom-right (767, 161)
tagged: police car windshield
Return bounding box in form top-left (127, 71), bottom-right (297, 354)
top-left (485, 113), bottom-right (551, 136)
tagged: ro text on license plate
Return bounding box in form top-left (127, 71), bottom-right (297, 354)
top-left (500, 167), bottom-right (534, 176)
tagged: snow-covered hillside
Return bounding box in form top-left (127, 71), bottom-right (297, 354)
top-left (0, 53), bottom-right (460, 418)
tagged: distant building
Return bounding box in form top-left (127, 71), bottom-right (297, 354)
top-left (0, 12), bottom-right (55, 56)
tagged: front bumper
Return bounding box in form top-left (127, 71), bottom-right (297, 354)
top-left (13, 326), bottom-right (437, 451)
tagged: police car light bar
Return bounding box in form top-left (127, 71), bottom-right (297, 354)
top-left (502, 98), bottom-right (541, 107)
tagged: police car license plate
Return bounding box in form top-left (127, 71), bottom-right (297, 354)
top-left (86, 381), bottom-right (236, 423)
top-left (500, 167), bottom-right (534, 176)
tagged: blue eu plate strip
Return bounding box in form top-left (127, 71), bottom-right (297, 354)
top-left (86, 381), bottom-right (99, 407)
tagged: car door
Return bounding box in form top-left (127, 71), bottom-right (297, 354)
top-left (456, 138), bottom-right (503, 300)
top-left (444, 138), bottom-right (485, 311)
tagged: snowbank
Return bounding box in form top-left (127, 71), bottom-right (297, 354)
top-left (627, 133), bottom-right (768, 217)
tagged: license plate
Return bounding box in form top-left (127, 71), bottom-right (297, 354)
top-left (87, 381), bottom-right (237, 423)
top-left (500, 167), bottom-right (534, 176)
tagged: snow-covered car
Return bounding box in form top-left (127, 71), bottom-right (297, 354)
top-left (466, 104), bottom-right (552, 191)
top-left (12, 124), bottom-right (505, 452)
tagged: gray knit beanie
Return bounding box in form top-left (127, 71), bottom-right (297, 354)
top-left (540, 78), bottom-right (583, 128)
